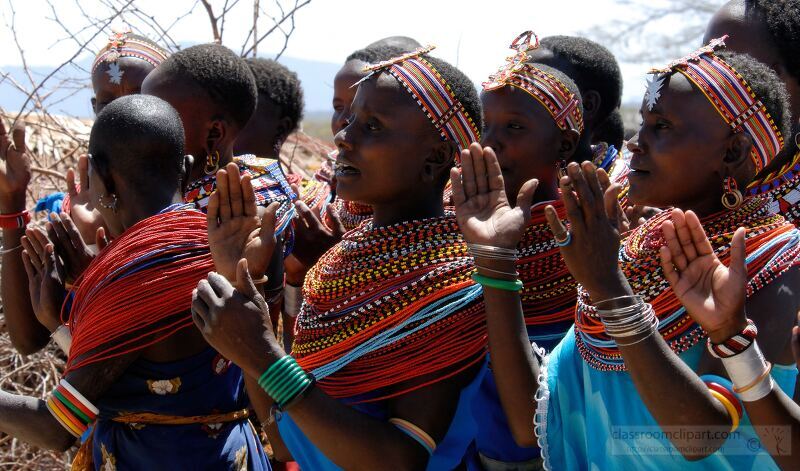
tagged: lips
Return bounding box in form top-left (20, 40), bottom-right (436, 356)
top-left (334, 158), bottom-right (360, 178)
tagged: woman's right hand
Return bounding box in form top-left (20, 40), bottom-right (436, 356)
top-left (66, 154), bottom-right (107, 242)
top-left (0, 121), bottom-right (31, 212)
top-left (20, 228), bottom-right (66, 332)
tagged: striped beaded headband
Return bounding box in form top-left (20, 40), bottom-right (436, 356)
top-left (91, 30), bottom-right (170, 76)
top-left (482, 31), bottom-right (584, 133)
top-left (352, 45), bottom-right (481, 154)
top-left (647, 36), bottom-right (783, 174)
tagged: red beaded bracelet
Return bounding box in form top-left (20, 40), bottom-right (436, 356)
top-left (0, 211), bottom-right (31, 229)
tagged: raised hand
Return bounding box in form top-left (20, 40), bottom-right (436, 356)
top-left (20, 228), bottom-right (66, 332)
top-left (450, 143), bottom-right (538, 249)
top-left (46, 212), bottom-right (106, 281)
top-left (65, 154), bottom-right (106, 242)
top-left (0, 120), bottom-right (32, 211)
top-left (192, 259), bottom-right (282, 377)
top-left (659, 209), bottom-right (748, 343)
top-left (290, 196), bottom-right (346, 269)
top-left (545, 161), bottom-right (632, 302)
top-left (207, 162), bottom-right (278, 288)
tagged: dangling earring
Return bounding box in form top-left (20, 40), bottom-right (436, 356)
top-left (793, 131), bottom-right (800, 150)
top-left (205, 150), bottom-right (220, 175)
top-left (721, 176), bottom-right (743, 210)
top-left (557, 159), bottom-right (568, 179)
top-left (99, 193), bottom-right (118, 213)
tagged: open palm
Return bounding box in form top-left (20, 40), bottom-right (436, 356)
top-left (659, 209), bottom-right (747, 342)
top-left (0, 121), bottom-right (31, 209)
top-left (450, 143), bottom-right (537, 249)
top-left (66, 155), bottom-right (106, 242)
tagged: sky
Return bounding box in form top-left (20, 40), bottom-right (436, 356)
top-left (0, 0), bottom-right (714, 113)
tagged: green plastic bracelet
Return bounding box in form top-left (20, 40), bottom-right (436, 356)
top-left (258, 355), bottom-right (312, 406)
top-left (471, 273), bottom-right (523, 292)
top-left (271, 369), bottom-right (308, 404)
top-left (260, 358), bottom-right (301, 391)
top-left (258, 356), bottom-right (294, 388)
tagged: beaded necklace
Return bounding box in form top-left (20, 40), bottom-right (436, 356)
top-left (293, 212), bottom-right (486, 402)
top-left (575, 197), bottom-right (800, 371)
top-left (746, 150), bottom-right (800, 224)
top-left (183, 155), bottom-right (296, 236)
top-left (517, 200), bottom-right (576, 345)
top-left (63, 208), bottom-right (214, 374)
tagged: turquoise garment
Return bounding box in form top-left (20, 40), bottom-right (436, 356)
top-left (277, 360), bottom-right (488, 471)
top-left (92, 348), bottom-right (270, 471)
top-left (539, 327), bottom-right (797, 470)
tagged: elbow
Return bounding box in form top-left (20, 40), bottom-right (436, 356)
top-left (511, 427), bottom-right (538, 449)
top-left (8, 333), bottom-right (48, 356)
top-left (270, 446), bottom-right (294, 463)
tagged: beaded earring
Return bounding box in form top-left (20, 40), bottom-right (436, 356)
top-left (205, 150), bottom-right (220, 175)
top-left (99, 193), bottom-right (118, 213)
top-left (721, 176), bottom-right (743, 210)
top-left (794, 131), bottom-right (799, 150)
top-left (557, 159), bottom-right (568, 179)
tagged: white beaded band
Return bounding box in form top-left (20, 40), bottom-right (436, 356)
top-left (721, 341), bottom-right (774, 402)
top-left (283, 284), bottom-right (303, 318)
top-left (51, 325), bottom-right (72, 355)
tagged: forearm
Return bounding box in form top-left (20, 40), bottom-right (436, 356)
top-left (2, 227), bottom-right (50, 353)
top-left (0, 390), bottom-right (75, 451)
top-left (622, 335), bottom-right (730, 457)
top-left (243, 374), bottom-right (292, 462)
top-left (740, 389), bottom-right (800, 468)
top-left (483, 285), bottom-right (539, 447)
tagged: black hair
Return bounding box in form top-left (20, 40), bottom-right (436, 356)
top-left (525, 62), bottom-right (585, 129)
top-left (245, 58), bottom-right (304, 138)
top-left (539, 36), bottom-right (623, 126)
top-left (346, 45), bottom-right (408, 64)
top-left (89, 94), bottom-right (185, 191)
top-left (594, 109), bottom-right (625, 150)
top-left (745, 0), bottom-right (800, 80)
top-left (423, 55), bottom-right (483, 135)
top-left (156, 43), bottom-right (257, 127)
top-left (366, 36), bottom-right (422, 51)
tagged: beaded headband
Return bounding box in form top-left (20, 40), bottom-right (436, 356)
top-left (353, 45), bottom-right (481, 154)
top-left (91, 29), bottom-right (170, 83)
top-left (646, 36), bottom-right (783, 174)
top-left (482, 31), bottom-right (584, 133)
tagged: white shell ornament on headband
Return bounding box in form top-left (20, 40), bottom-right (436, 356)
top-left (644, 73), bottom-right (665, 111)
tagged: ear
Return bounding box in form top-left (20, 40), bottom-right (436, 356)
top-left (91, 97), bottom-right (98, 115)
top-left (558, 128), bottom-right (581, 162)
top-left (180, 154), bottom-right (195, 194)
top-left (205, 118), bottom-right (228, 155)
top-left (422, 140), bottom-right (457, 183)
top-left (581, 90), bottom-right (601, 124)
top-left (723, 133), bottom-right (756, 182)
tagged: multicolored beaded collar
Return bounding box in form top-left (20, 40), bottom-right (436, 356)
top-left (483, 31), bottom-right (584, 133)
top-left (646, 36), bottom-right (783, 175)
top-left (91, 29), bottom-right (170, 77)
top-left (354, 45), bottom-right (481, 154)
top-left (574, 197), bottom-right (800, 371)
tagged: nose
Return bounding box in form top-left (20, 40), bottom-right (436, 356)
top-left (331, 105), bottom-right (351, 135)
top-left (334, 124), bottom-right (353, 152)
top-left (626, 131), bottom-right (643, 155)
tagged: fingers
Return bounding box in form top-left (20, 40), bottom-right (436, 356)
top-left (728, 226), bottom-right (747, 277)
top-left (21, 236), bottom-right (43, 272)
top-left (449, 167), bottom-right (466, 207)
top-left (471, 144), bottom-right (489, 195)
top-left (207, 191), bottom-right (220, 227)
top-left (603, 183), bottom-right (625, 230)
top-left (78, 154), bottom-right (89, 190)
top-left (215, 168), bottom-right (231, 221)
top-left (196, 278), bottom-right (221, 309)
top-left (242, 175), bottom-right (257, 218)
top-left (328, 206), bottom-right (347, 236)
top-left (236, 258), bottom-right (259, 299)
top-left (660, 220), bottom-right (688, 272)
top-left (295, 200), bottom-right (322, 232)
top-left (58, 213), bottom-right (85, 249)
top-left (11, 124), bottom-right (25, 154)
top-left (460, 145), bottom-right (478, 198)
top-left (659, 245), bottom-right (681, 288)
top-left (95, 226), bottom-right (108, 250)
top-left (484, 146), bottom-right (505, 193)
top-left (49, 214), bottom-right (74, 251)
top-left (597, 168), bottom-right (612, 192)
top-left (66, 168), bottom-right (78, 197)
top-left (207, 271), bottom-right (236, 302)
top-left (684, 210), bottom-right (713, 257)
top-left (22, 249), bottom-right (37, 279)
top-left (515, 178), bottom-right (539, 215)
top-left (581, 161), bottom-right (606, 215)
top-left (191, 288), bottom-right (210, 332)
top-left (558, 175), bottom-right (584, 233)
top-left (259, 202), bottom-right (279, 242)
top-left (671, 209), bottom-right (699, 262)
top-left (25, 228), bottom-right (48, 266)
top-left (545, 205), bottom-right (569, 241)
top-left (226, 162), bottom-right (244, 217)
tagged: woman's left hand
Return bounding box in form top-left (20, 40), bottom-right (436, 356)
top-left (450, 143), bottom-right (538, 249)
top-left (545, 161), bottom-right (633, 301)
top-left (192, 259), bottom-right (283, 378)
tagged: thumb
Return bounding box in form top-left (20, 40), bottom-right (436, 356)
top-left (236, 258), bottom-right (259, 299)
top-left (260, 202), bottom-right (279, 241)
top-left (95, 226), bottom-right (108, 250)
top-left (729, 226), bottom-right (747, 278)
top-left (515, 178), bottom-right (539, 217)
top-left (11, 124), bottom-right (26, 153)
top-left (328, 205), bottom-right (347, 236)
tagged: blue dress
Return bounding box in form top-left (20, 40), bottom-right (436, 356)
top-left (91, 348), bottom-right (270, 470)
top-left (276, 360), bottom-right (488, 471)
top-left (538, 327), bottom-right (797, 470)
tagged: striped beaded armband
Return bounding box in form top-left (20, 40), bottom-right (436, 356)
top-left (0, 210), bottom-right (30, 229)
top-left (258, 355), bottom-right (312, 408)
top-left (46, 380), bottom-right (99, 438)
top-left (707, 319), bottom-right (757, 359)
top-left (389, 418), bottom-right (437, 456)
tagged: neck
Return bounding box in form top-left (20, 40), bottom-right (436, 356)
top-left (371, 186), bottom-right (445, 228)
top-left (572, 132), bottom-right (594, 164)
top-left (189, 146), bottom-right (235, 184)
top-left (117, 190), bottom-right (185, 234)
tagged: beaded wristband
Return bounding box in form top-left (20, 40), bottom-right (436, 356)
top-left (0, 210), bottom-right (30, 229)
top-left (258, 355), bottom-right (312, 407)
top-left (471, 273), bottom-right (523, 292)
top-left (707, 319), bottom-right (757, 359)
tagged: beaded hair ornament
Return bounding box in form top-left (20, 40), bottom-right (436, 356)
top-left (91, 29), bottom-right (170, 85)
top-left (645, 36), bottom-right (783, 174)
top-left (352, 45), bottom-right (481, 154)
top-left (482, 31), bottom-right (584, 133)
